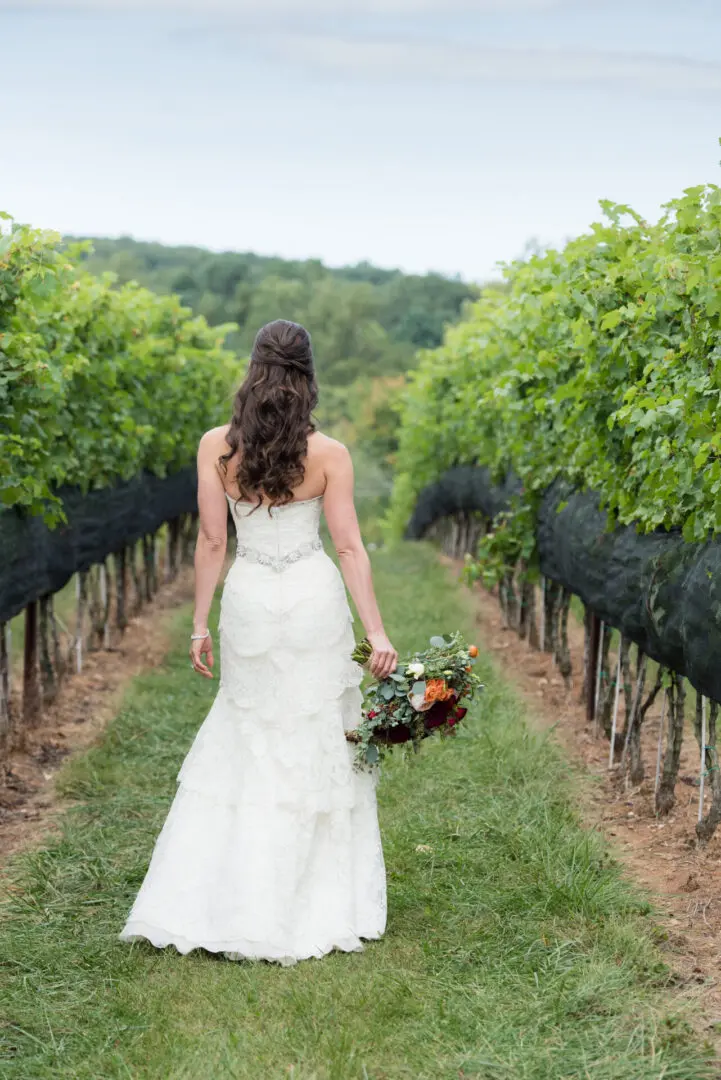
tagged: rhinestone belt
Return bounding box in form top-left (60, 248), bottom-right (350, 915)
top-left (234, 537), bottom-right (323, 572)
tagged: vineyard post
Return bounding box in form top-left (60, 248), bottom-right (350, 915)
top-left (49, 598), bottom-right (65, 685)
top-left (5, 625), bottom-right (10, 698)
top-left (548, 581), bottom-right (562, 665)
top-left (165, 522), bottom-right (173, 583)
top-left (699, 696), bottom-right (707, 825)
top-left (130, 540), bottom-right (143, 613)
top-left (87, 565), bottom-right (99, 648)
top-left (557, 589), bottom-right (572, 689)
top-left (38, 595), bottom-right (57, 706)
top-left (526, 582), bottom-right (540, 650)
top-left (697, 702), bottom-right (721, 842)
top-left (75, 573), bottom-right (87, 674)
top-left (99, 562), bottom-right (111, 649)
top-left (657, 675), bottom-right (686, 816)
top-left (620, 650), bottom-right (647, 772)
top-left (581, 608), bottom-right (591, 709)
top-left (22, 600), bottom-right (41, 732)
top-left (151, 529), bottom-right (159, 595)
top-left (142, 534), bottom-right (154, 603)
top-left (592, 620), bottom-right (604, 735)
top-left (0, 622), bottom-right (10, 763)
top-left (654, 690), bottom-right (668, 797)
top-left (540, 578), bottom-right (546, 650)
top-left (115, 549), bottom-right (128, 634)
top-left (608, 646), bottom-right (622, 769)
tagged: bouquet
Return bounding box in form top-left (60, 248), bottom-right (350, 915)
top-left (345, 632), bottom-right (483, 770)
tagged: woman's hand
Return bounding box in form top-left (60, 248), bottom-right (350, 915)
top-left (367, 630), bottom-right (398, 680)
top-left (189, 633), bottom-right (214, 678)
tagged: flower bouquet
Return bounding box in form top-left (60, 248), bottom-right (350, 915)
top-left (345, 632), bottom-right (483, 770)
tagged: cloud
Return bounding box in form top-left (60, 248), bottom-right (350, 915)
top-left (266, 35), bottom-right (721, 94)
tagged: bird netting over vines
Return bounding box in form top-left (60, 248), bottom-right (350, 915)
top-left (389, 175), bottom-right (721, 694)
top-left (389, 180), bottom-right (721, 555)
top-left (0, 469), bottom-right (198, 625)
top-left (0, 216), bottom-right (239, 622)
top-left (0, 216), bottom-right (237, 528)
top-left (406, 467), bottom-right (721, 705)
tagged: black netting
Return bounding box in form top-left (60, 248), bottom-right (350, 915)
top-left (0, 467), bottom-right (197, 624)
top-left (404, 466), bottom-right (521, 539)
top-left (537, 480), bottom-right (721, 702)
top-left (408, 468), bottom-right (721, 703)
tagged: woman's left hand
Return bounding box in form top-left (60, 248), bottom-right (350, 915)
top-left (190, 633), bottom-right (214, 678)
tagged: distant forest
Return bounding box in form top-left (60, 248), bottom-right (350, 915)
top-left (73, 236), bottom-right (478, 464)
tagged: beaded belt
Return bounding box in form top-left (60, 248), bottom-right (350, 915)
top-left (234, 537), bottom-right (323, 572)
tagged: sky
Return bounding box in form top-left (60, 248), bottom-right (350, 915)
top-left (0, 1), bottom-right (720, 282)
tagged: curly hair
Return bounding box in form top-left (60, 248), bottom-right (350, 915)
top-left (219, 320), bottom-right (319, 511)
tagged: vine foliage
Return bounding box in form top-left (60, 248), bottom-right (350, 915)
top-left (0, 216), bottom-right (237, 525)
top-left (389, 177), bottom-right (721, 555)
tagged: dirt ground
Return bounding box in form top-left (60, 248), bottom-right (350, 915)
top-left (449, 558), bottom-right (721, 1045)
top-left (0, 568), bottom-right (195, 866)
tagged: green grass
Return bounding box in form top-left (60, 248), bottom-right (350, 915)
top-left (0, 541), bottom-right (713, 1079)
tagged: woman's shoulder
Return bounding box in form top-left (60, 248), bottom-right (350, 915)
top-left (307, 430), bottom-right (350, 461)
top-left (198, 424), bottom-right (232, 451)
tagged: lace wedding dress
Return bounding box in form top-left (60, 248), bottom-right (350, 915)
top-left (119, 493), bottom-right (386, 965)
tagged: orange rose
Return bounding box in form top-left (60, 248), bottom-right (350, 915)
top-left (425, 678), bottom-right (455, 703)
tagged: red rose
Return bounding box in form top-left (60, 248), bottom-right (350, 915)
top-left (447, 706), bottom-right (467, 727)
top-left (377, 721), bottom-right (410, 747)
top-left (424, 700), bottom-right (453, 732)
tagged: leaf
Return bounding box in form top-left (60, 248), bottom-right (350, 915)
top-left (365, 744), bottom-right (379, 764)
top-left (429, 636), bottom-right (445, 648)
top-left (380, 682), bottom-right (395, 701)
top-left (411, 680), bottom-right (426, 696)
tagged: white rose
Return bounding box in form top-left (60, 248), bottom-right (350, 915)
top-left (406, 661), bottom-right (425, 679)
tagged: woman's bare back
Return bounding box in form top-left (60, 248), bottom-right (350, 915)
top-left (207, 426), bottom-right (336, 505)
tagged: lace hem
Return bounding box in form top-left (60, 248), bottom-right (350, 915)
top-left (119, 920), bottom-right (382, 966)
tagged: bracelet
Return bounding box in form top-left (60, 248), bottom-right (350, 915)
top-left (190, 631), bottom-right (210, 640)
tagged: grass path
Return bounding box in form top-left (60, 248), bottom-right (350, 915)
top-left (0, 542), bottom-right (713, 1079)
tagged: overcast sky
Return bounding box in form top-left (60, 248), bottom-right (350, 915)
top-left (1, 1), bottom-right (719, 281)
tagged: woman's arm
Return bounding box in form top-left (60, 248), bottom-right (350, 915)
top-left (323, 440), bottom-right (398, 679)
top-left (190, 430), bottom-right (228, 678)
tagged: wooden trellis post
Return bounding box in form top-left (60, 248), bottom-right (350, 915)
top-left (75, 572), bottom-right (88, 674)
top-left (620, 648), bottom-right (647, 772)
top-left (654, 690), bottom-right (668, 797)
top-left (592, 620), bottom-right (604, 736)
top-left (115, 548), bottom-right (128, 634)
top-left (699, 696), bottom-right (707, 825)
top-left (23, 600), bottom-right (41, 732)
top-left (38, 595), bottom-right (57, 705)
top-left (99, 562), bottom-right (111, 649)
top-left (130, 540), bottom-right (144, 613)
top-left (0, 622), bottom-right (10, 761)
top-left (608, 645), bottom-right (622, 769)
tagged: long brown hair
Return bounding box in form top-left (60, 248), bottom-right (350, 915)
top-left (219, 320), bottom-right (318, 511)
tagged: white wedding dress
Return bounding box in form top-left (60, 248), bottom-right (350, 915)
top-left (119, 493), bottom-right (386, 965)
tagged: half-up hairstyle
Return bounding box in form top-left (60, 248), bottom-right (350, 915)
top-left (219, 319), bottom-right (318, 511)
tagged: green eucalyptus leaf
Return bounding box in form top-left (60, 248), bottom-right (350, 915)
top-left (365, 744), bottom-right (379, 764)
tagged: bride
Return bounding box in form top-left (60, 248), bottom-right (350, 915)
top-left (119, 319), bottom-right (397, 966)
